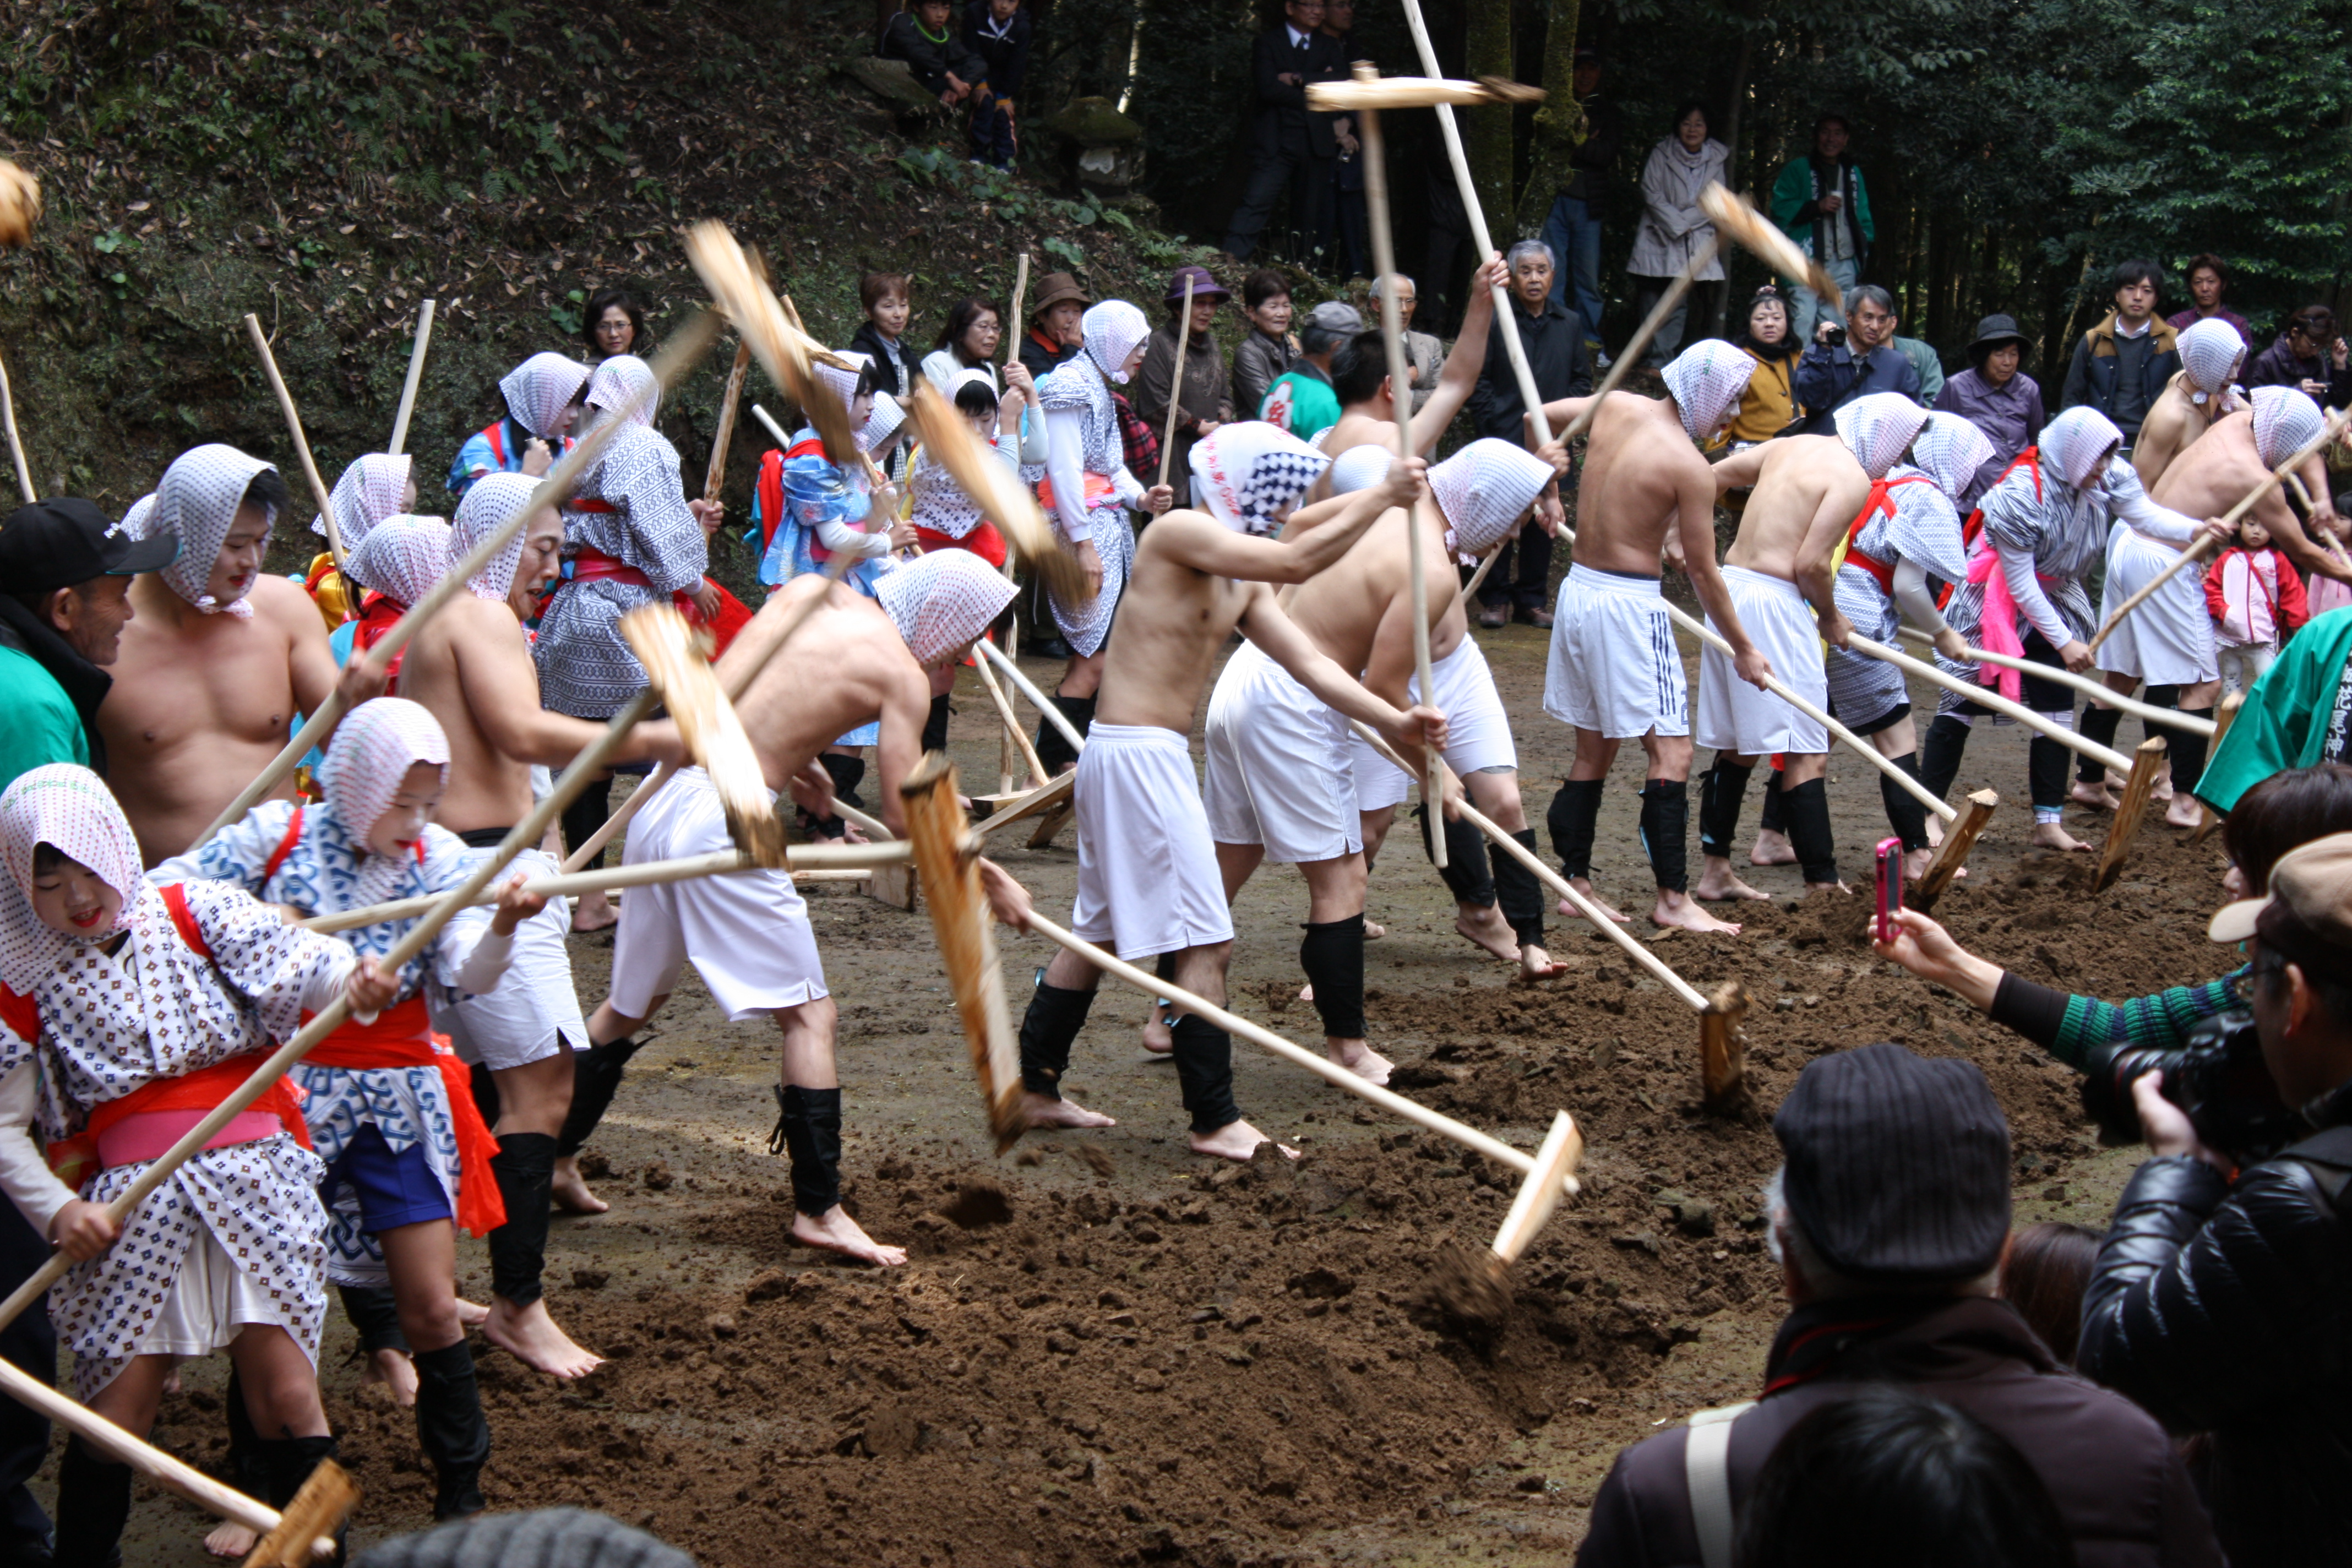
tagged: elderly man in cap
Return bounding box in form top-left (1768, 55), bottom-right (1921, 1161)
top-left (1259, 299), bottom-right (1359, 442)
top-left (1133, 265), bottom-right (1235, 508)
top-left (1471, 238), bottom-right (1591, 628)
top-left (1575, 1042), bottom-right (2222, 1568)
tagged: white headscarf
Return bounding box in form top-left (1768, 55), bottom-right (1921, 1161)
top-left (585, 354), bottom-right (658, 429)
top-left (343, 514), bottom-right (452, 609)
top-left (1429, 439), bottom-right (1555, 553)
top-left (2177, 318), bottom-right (2247, 407)
top-left (1082, 301), bottom-right (1152, 385)
top-left (2039, 406), bottom-right (2125, 490)
top-left (315, 453), bottom-right (413, 545)
top-left (1906, 411), bottom-right (1997, 501)
top-left (815, 351), bottom-right (869, 416)
top-left (0, 764), bottom-right (146, 989)
top-left (1189, 423), bottom-right (1331, 537)
top-left (318, 698), bottom-right (450, 849)
top-left (151, 444), bottom-right (276, 620)
top-left (861, 391), bottom-right (907, 455)
top-left (119, 493), bottom-right (157, 542)
top-left (451, 472), bottom-right (540, 603)
top-left (1833, 393), bottom-right (1933, 482)
top-left (2251, 385), bottom-right (2324, 471)
top-left (501, 352), bottom-right (592, 439)
top-left (872, 551), bottom-right (1018, 667)
top-left (1659, 341), bottom-right (1757, 443)
top-left (1327, 444), bottom-right (1392, 497)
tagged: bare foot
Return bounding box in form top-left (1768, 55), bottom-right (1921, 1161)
top-left (1519, 944), bottom-right (1568, 979)
top-left (1695, 859), bottom-right (1773, 902)
top-left (2151, 776), bottom-right (2174, 803)
top-left (1925, 816), bottom-right (1945, 849)
top-left (2164, 796), bottom-right (2204, 829)
top-left (1019, 1090), bottom-right (1117, 1130)
top-left (2069, 780), bottom-right (2119, 811)
top-left (362, 1346), bottom-right (418, 1408)
top-left (205, 1520), bottom-right (259, 1559)
top-left (483, 1296), bottom-right (604, 1380)
top-left (1747, 829), bottom-right (1797, 867)
top-left (1363, 918), bottom-right (1387, 940)
top-left (1653, 890), bottom-right (1741, 935)
top-left (1559, 877), bottom-right (1630, 923)
top-left (840, 820), bottom-right (871, 845)
top-left (1298, 982), bottom-right (1315, 1004)
top-left (1189, 1119), bottom-right (1299, 1162)
top-left (1325, 1039), bottom-right (1392, 1086)
top-left (455, 1297), bottom-right (489, 1329)
top-left (1141, 1004), bottom-right (1173, 1056)
top-left (1455, 904), bottom-right (1521, 963)
top-left (550, 1155), bottom-right (610, 1216)
top-left (1804, 880), bottom-right (1853, 898)
top-left (791, 1204), bottom-right (907, 1267)
top-left (162, 1365), bottom-right (183, 1397)
top-left (571, 890), bottom-right (619, 933)
top-left (2032, 820), bottom-right (2095, 853)
top-left (1903, 844), bottom-right (1965, 884)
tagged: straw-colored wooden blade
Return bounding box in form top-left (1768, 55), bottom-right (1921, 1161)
top-left (1489, 1111), bottom-right (1583, 1266)
top-left (2093, 737), bottom-right (2167, 894)
top-left (1700, 981), bottom-right (1750, 1114)
top-left (685, 221), bottom-right (861, 467)
top-left (1306, 76), bottom-right (1542, 110)
top-left (1697, 183), bottom-right (1841, 313)
top-left (901, 756), bottom-right (1025, 1152)
top-left (618, 606), bottom-right (786, 867)
top-left (1914, 790), bottom-right (1997, 913)
top-left (904, 380), bottom-right (1093, 606)
top-left (0, 160), bottom-right (39, 248)
top-left (241, 1458), bottom-right (358, 1568)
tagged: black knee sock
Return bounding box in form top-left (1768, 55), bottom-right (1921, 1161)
top-left (767, 1084), bottom-right (843, 1217)
top-left (1153, 951), bottom-right (1178, 991)
top-left (1418, 805), bottom-right (1495, 907)
top-left (1017, 981), bottom-right (1096, 1097)
top-left (2079, 705), bottom-right (2124, 780)
top-left (819, 753), bottom-right (867, 811)
top-left (412, 1342), bottom-right (489, 1521)
top-left (556, 1036), bottom-right (645, 1158)
top-left (1299, 916), bottom-right (1366, 1041)
top-left (1782, 777), bottom-right (1839, 885)
top-left (487, 1131), bottom-right (556, 1308)
top-left (1638, 777), bottom-right (1690, 894)
top-left (2170, 708), bottom-right (2214, 798)
top-left (2029, 733), bottom-right (2072, 812)
top-left (921, 693), bottom-right (952, 756)
top-left (559, 772), bottom-right (614, 872)
top-left (339, 1284), bottom-right (409, 1357)
top-left (1920, 714), bottom-right (1973, 801)
top-left (1167, 1013), bottom-right (1241, 1135)
top-left (1882, 750), bottom-right (1931, 852)
top-left (1493, 829), bottom-right (1545, 949)
top-left (1697, 758), bottom-right (1755, 859)
top-left (258, 1434), bottom-right (346, 1564)
top-left (52, 1438), bottom-right (132, 1568)
top-left (223, 1368), bottom-right (268, 1504)
top-left (1547, 778), bottom-right (1604, 880)
top-left (1755, 767), bottom-right (1787, 836)
top-left (1034, 694), bottom-right (1096, 775)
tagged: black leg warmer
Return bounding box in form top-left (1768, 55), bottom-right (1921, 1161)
top-left (1637, 777), bottom-right (1690, 894)
top-left (1494, 829), bottom-right (1545, 949)
top-left (1547, 778), bottom-right (1605, 881)
top-left (556, 1036), bottom-right (645, 1158)
top-left (467, 1061), bottom-right (501, 1128)
top-left (259, 1434), bottom-right (347, 1564)
top-left (1755, 766), bottom-right (1787, 836)
top-left (767, 1085), bottom-right (844, 1217)
top-left (339, 1284), bottom-right (410, 1357)
top-left (1881, 750), bottom-right (1931, 852)
top-left (51, 1438), bottom-right (132, 1568)
top-left (558, 772), bottom-right (614, 872)
top-left (819, 753), bottom-right (867, 812)
top-left (2029, 734), bottom-right (2071, 812)
top-left (487, 1132), bottom-right (557, 1308)
top-left (1299, 916), bottom-right (1366, 1041)
top-left (413, 1342), bottom-right (489, 1521)
top-left (2079, 705), bottom-right (2124, 781)
top-left (223, 1369), bottom-right (268, 1512)
top-left (1697, 758), bottom-right (1755, 859)
top-left (1920, 714), bottom-right (1973, 801)
top-left (1781, 777), bottom-right (1840, 885)
top-left (1033, 694), bottom-right (1096, 776)
top-left (2170, 708), bottom-right (2213, 798)
top-left (1167, 1014), bottom-right (1241, 1135)
top-left (1017, 981), bottom-right (1096, 1098)
top-left (1417, 805), bottom-right (1495, 908)
top-left (921, 693), bottom-right (951, 756)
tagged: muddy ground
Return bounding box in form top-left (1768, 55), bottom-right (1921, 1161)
top-left (92, 620), bottom-right (2224, 1565)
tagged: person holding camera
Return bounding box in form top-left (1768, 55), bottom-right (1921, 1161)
top-left (1791, 284), bottom-right (1918, 437)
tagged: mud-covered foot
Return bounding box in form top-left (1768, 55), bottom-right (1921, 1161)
top-left (1519, 944), bottom-right (1567, 979)
top-left (1019, 1090), bottom-right (1117, 1129)
top-left (1189, 1119), bottom-right (1299, 1162)
top-left (1455, 903), bottom-right (1520, 962)
top-left (1747, 829), bottom-right (1798, 867)
top-left (455, 1297), bottom-right (489, 1328)
top-left (362, 1346), bottom-right (418, 1408)
top-left (550, 1156), bottom-right (609, 1216)
top-left (205, 1520), bottom-right (259, 1559)
top-left (791, 1205), bottom-right (907, 1267)
top-left (1141, 1004), bottom-right (1173, 1056)
top-left (483, 1295), bottom-right (604, 1380)
top-left (1695, 859), bottom-right (1773, 902)
top-left (2032, 820), bottom-right (2095, 853)
top-left (1804, 880), bottom-right (1853, 899)
top-left (1325, 1039), bottom-right (1392, 1086)
top-left (2069, 780), bottom-right (2118, 811)
top-left (1654, 890), bottom-right (1742, 935)
top-left (2164, 795), bottom-right (2204, 829)
top-left (1559, 878), bottom-right (1630, 923)
top-left (1903, 844), bottom-right (1962, 884)
top-left (571, 890), bottom-right (619, 933)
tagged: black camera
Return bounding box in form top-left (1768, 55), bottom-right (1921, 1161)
top-left (1821, 324), bottom-right (1848, 348)
top-left (2078, 1010), bottom-right (2304, 1166)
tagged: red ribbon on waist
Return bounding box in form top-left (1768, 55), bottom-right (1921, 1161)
top-left (302, 997), bottom-right (508, 1237)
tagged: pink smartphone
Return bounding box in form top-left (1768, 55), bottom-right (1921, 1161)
top-left (1874, 837), bottom-right (1904, 944)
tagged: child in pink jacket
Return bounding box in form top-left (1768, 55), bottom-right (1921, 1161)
top-left (2204, 516), bottom-right (2309, 694)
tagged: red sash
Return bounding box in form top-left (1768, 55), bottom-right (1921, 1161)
top-left (756, 449), bottom-right (788, 557)
top-left (1942, 448), bottom-right (2045, 609)
top-left (912, 520), bottom-right (1008, 569)
top-left (481, 422), bottom-right (508, 469)
top-left (1841, 476), bottom-right (1932, 596)
top-left (350, 592), bottom-right (410, 692)
top-left (302, 996), bottom-right (507, 1237)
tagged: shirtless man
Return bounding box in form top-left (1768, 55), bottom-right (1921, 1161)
top-left (1536, 341), bottom-right (1771, 934)
top-left (398, 473), bottom-right (684, 1375)
top-left (1695, 393), bottom-right (1930, 900)
top-left (558, 551), bottom-right (1027, 1260)
top-left (1010, 449), bottom-right (1446, 1158)
top-left (2131, 318), bottom-right (2247, 489)
top-left (100, 445), bottom-right (377, 863)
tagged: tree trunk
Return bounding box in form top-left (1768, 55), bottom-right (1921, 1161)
top-left (1464, 0), bottom-right (1515, 241)
top-left (1709, 30), bottom-right (1755, 336)
top-left (1512, 0), bottom-right (1580, 234)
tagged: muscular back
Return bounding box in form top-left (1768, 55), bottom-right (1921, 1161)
top-left (1572, 393), bottom-right (1714, 574)
top-left (2149, 415), bottom-right (2317, 567)
top-left (2132, 375), bottom-right (2220, 489)
top-left (1282, 501), bottom-right (1450, 690)
top-left (1723, 435), bottom-right (1871, 586)
top-left (1096, 513), bottom-right (1263, 733)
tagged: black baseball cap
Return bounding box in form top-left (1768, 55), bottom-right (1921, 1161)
top-left (0, 499), bottom-right (178, 595)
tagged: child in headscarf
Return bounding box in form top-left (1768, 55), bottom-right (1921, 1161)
top-left (448, 353), bottom-right (589, 498)
top-left (904, 368), bottom-right (1020, 749)
top-left (337, 513), bottom-right (454, 690)
top-left (304, 453), bottom-right (416, 630)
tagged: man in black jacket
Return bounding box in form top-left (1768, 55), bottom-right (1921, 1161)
top-left (2060, 259), bottom-right (2182, 448)
top-left (1536, 47), bottom-right (1619, 363)
top-left (2080, 831), bottom-right (2352, 1566)
top-left (1469, 239), bottom-right (1588, 627)
top-left (1221, 0), bottom-right (1345, 265)
top-left (1576, 1043), bottom-right (2222, 1568)
top-left (963, 0), bottom-right (1029, 169)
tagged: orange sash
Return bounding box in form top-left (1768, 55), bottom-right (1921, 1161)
top-left (303, 997), bottom-right (508, 1237)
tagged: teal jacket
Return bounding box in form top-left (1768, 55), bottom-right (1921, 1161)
top-left (1770, 155), bottom-right (1874, 269)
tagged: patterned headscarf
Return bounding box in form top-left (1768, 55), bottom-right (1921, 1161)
top-left (1429, 439), bottom-right (1555, 553)
top-left (872, 551), bottom-right (1018, 668)
top-left (1082, 301), bottom-right (1152, 385)
top-left (451, 472), bottom-right (540, 603)
top-left (343, 514), bottom-right (451, 609)
top-left (1907, 411), bottom-right (1997, 501)
top-left (861, 391), bottom-right (907, 455)
top-left (2177, 318), bottom-right (2247, 407)
top-left (151, 444), bottom-right (276, 620)
top-left (1327, 443), bottom-right (1392, 497)
top-left (316, 453), bottom-right (412, 545)
top-left (119, 493), bottom-right (157, 542)
top-left (1659, 340), bottom-right (1757, 443)
top-left (2039, 406), bottom-right (2125, 490)
top-left (1189, 423), bottom-right (1331, 537)
top-left (318, 698), bottom-right (450, 849)
top-left (586, 354), bottom-right (658, 429)
top-left (815, 351), bottom-right (868, 416)
top-left (1833, 393), bottom-right (1933, 481)
top-left (501, 352), bottom-right (592, 439)
top-left (0, 764), bottom-right (146, 989)
top-left (2251, 384), bottom-right (2324, 471)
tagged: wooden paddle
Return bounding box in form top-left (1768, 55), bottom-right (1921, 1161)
top-left (1427, 1109), bottom-right (1584, 1333)
top-left (901, 756), bottom-right (1027, 1150)
top-left (386, 298), bottom-right (437, 457)
top-left (705, 339), bottom-right (754, 507)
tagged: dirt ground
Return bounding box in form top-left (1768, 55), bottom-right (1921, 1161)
top-left (87, 618), bottom-right (2229, 1566)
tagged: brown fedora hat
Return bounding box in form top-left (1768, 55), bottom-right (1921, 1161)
top-left (1030, 271), bottom-right (1092, 317)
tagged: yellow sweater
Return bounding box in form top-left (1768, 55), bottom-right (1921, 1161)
top-left (1724, 349), bottom-right (1797, 444)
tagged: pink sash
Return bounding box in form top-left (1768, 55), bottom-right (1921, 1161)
top-left (1963, 536), bottom-right (2063, 704)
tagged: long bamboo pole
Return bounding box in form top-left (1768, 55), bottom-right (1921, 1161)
top-left (979, 639), bottom-right (1086, 756)
top-left (972, 650), bottom-right (1049, 787)
top-left (1844, 633), bottom-right (2129, 772)
top-left (705, 340), bottom-right (754, 505)
top-left (1156, 275), bottom-right (1194, 490)
top-left (0, 348), bottom-right (33, 505)
top-left (386, 298), bottom-right (437, 456)
top-left (1895, 625), bottom-right (2216, 736)
top-left (243, 314), bottom-right (348, 574)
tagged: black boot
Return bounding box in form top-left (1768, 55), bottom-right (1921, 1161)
top-left (2079, 705), bottom-right (2124, 782)
top-left (767, 1084), bottom-right (843, 1217)
top-left (1033, 695), bottom-right (1095, 776)
top-left (337, 1285), bottom-right (409, 1357)
top-left (1493, 829), bottom-right (1546, 950)
top-left (1417, 805), bottom-right (1494, 908)
top-left (258, 1434), bottom-right (347, 1565)
top-left (50, 1440), bottom-right (130, 1568)
top-left (487, 1132), bottom-right (557, 1308)
top-left (1697, 757), bottom-right (1756, 861)
top-left (412, 1343), bottom-right (489, 1521)
top-left (556, 1037), bottom-right (645, 1158)
top-left (1637, 777), bottom-right (1691, 895)
top-left (1167, 1014), bottom-right (1242, 1135)
top-left (1546, 778), bottom-right (1605, 881)
top-left (1919, 714), bottom-right (1973, 801)
top-left (921, 693), bottom-right (952, 756)
top-left (1298, 916), bottom-right (1366, 1042)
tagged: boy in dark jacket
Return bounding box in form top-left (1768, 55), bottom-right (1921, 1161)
top-left (963, 0), bottom-right (1029, 170)
top-left (878, 0), bottom-right (984, 107)
top-left (2060, 258), bottom-right (2182, 446)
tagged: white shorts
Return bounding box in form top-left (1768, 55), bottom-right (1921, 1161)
top-left (1071, 724), bottom-right (1236, 961)
top-left (1202, 643), bottom-right (1362, 863)
top-left (1352, 636), bottom-right (1518, 810)
top-left (1543, 564), bottom-right (1689, 739)
top-left (1696, 565), bottom-right (1829, 756)
top-left (608, 768), bottom-right (830, 1021)
top-left (2095, 524), bottom-right (2218, 687)
top-left (431, 844), bottom-right (587, 1072)
top-left (127, 1223), bottom-right (313, 1369)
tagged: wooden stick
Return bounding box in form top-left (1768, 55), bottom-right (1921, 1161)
top-left (1698, 981), bottom-right (1751, 1113)
top-left (1305, 76), bottom-right (1542, 110)
top-left (972, 648), bottom-right (1049, 787)
top-left (2087, 404), bottom-right (2352, 651)
top-left (752, 403), bottom-right (792, 453)
top-left (706, 339), bottom-right (754, 506)
top-left (1157, 275), bottom-right (1194, 490)
top-left (900, 757), bottom-right (1026, 1151)
top-left (1895, 627), bottom-right (2215, 737)
top-left (970, 767), bottom-right (1075, 837)
top-left (2192, 692), bottom-right (2244, 845)
top-left (1005, 253), bottom-right (1031, 373)
top-left (1914, 789), bottom-right (1997, 912)
top-left (1021, 907), bottom-right (1577, 1193)
top-left (243, 314), bottom-right (347, 573)
top-left (981, 639), bottom-right (1086, 756)
top-left (2093, 737), bottom-right (2167, 894)
top-left (387, 298), bottom-right (436, 456)
top-left (0, 347), bottom-right (32, 505)
top-left (1843, 633), bottom-right (2130, 774)
top-left (1025, 799), bottom-right (1075, 851)
top-left (1488, 1111), bottom-right (1584, 1264)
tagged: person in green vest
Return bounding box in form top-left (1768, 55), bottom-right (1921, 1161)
top-left (0, 499), bottom-right (175, 787)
